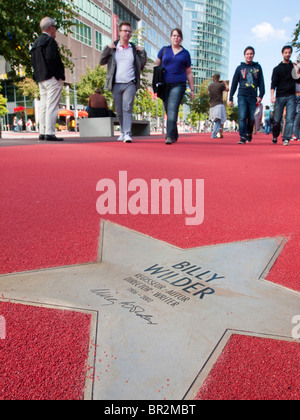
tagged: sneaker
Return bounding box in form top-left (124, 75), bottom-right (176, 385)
top-left (124, 134), bottom-right (132, 143)
top-left (246, 134), bottom-right (252, 143)
top-left (272, 138), bottom-right (278, 144)
top-left (39, 134), bottom-right (45, 141)
top-left (283, 140), bottom-right (290, 146)
top-left (238, 138), bottom-right (246, 144)
top-left (117, 134), bottom-right (125, 141)
top-left (291, 136), bottom-right (297, 141)
top-left (165, 137), bottom-right (173, 145)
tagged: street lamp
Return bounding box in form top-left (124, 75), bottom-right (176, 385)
top-left (73, 56), bottom-right (87, 132)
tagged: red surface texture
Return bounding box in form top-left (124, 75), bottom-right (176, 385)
top-left (0, 134), bottom-right (300, 291)
top-left (0, 132), bottom-right (299, 400)
top-left (0, 301), bottom-right (91, 400)
top-left (196, 334), bottom-right (300, 400)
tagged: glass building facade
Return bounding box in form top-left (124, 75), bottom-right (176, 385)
top-left (181, 0), bottom-right (232, 88)
top-left (113, 0), bottom-right (183, 62)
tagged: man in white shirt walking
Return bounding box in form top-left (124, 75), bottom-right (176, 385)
top-left (100, 21), bottom-right (147, 143)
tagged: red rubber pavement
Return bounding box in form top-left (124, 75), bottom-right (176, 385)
top-left (0, 301), bottom-right (91, 400)
top-left (195, 334), bottom-right (300, 400)
top-left (0, 132), bottom-right (299, 400)
top-left (1, 133), bottom-right (299, 291)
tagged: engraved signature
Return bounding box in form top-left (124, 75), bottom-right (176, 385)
top-left (91, 289), bottom-right (117, 306)
top-left (90, 289), bottom-right (158, 325)
top-left (119, 301), bottom-right (158, 325)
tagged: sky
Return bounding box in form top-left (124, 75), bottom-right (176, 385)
top-left (228, 0), bottom-right (300, 106)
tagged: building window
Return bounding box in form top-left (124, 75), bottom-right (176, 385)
top-left (95, 30), bottom-right (112, 51)
top-left (73, 0), bottom-right (112, 32)
top-left (72, 18), bottom-right (92, 47)
top-left (95, 31), bottom-right (102, 50)
top-left (114, 1), bottom-right (138, 30)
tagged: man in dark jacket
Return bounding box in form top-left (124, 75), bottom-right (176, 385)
top-left (31, 17), bottom-right (65, 141)
top-left (271, 45), bottom-right (300, 146)
top-left (100, 21), bottom-right (147, 143)
top-left (229, 46), bottom-right (265, 144)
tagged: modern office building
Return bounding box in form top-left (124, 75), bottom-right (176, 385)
top-left (181, 0), bottom-right (232, 88)
top-left (0, 0), bottom-right (183, 130)
top-left (113, 0), bottom-right (183, 61)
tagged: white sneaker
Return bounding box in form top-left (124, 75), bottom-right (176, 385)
top-left (124, 134), bottom-right (132, 143)
top-left (291, 136), bottom-right (297, 141)
top-left (283, 140), bottom-right (290, 146)
top-left (117, 134), bottom-right (125, 141)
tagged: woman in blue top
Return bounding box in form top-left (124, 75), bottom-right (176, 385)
top-left (154, 28), bottom-right (195, 144)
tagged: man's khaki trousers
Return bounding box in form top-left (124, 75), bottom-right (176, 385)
top-left (38, 77), bottom-right (63, 135)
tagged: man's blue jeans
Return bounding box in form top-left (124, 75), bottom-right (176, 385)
top-left (212, 119), bottom-right (222, 138)
top-left (273, 95), bottom-right (296, 141)
top-left (164, 82), bottom-right (186, 140)
top-left (238, 96), bottom-right (257, 140)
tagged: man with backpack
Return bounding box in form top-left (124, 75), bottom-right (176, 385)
top-left (100, 21), bottom-right (147, 143)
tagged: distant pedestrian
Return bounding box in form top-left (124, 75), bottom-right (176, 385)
top-left (154, 28), bottom-right (195, 145)
top-left (271, 45), bottom-right (300, 145)
top-left (13, 116), bottom-right (17, 132)
top-left (31, 17), bottom-right (65, 141)
top-left (208, 74), bottom-right (229, 139)
top-left (100, 21), bottom-right (147, 143)
top-left (18, 118), bottom-right (23, 131)
top-left (229, 46), bottom-right (265, 144)
top-left (291, 61), bottom-right (300, 141)
top-left (26, 118), bottom-right (33, 132)
top-left (264, 106), bottom-right (271, 135)
top-left (88, 88), bottom-right (109, 118)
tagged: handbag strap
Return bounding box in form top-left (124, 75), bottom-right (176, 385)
top-left (161, 46), bottom-right (167, 64)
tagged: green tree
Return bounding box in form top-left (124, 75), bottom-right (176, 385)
top-left (151, 97), bottom-right (164, 119)
top-left (15, 77), bottom-right (39, 99)
top-left (0, 86), bottom-right (8, 138)
top-left (292, 20), bottom-right (300, 52)
top-left (133, 89), bottom-right (152, 117)
top-left (76, 65), bottom-right (112, 106)
top-left (0, 0), bottom-right (79, 75)
top-left (189, 80), bottom-right (210, 132)
top-left (226, 104), bottom-right (239, 123)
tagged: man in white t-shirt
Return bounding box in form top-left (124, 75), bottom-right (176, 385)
top-left (101, 22), bottom-right (147, 143)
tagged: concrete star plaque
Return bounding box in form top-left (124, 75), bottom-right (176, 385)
top-left (0, 221), bottom-right (299, 400)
